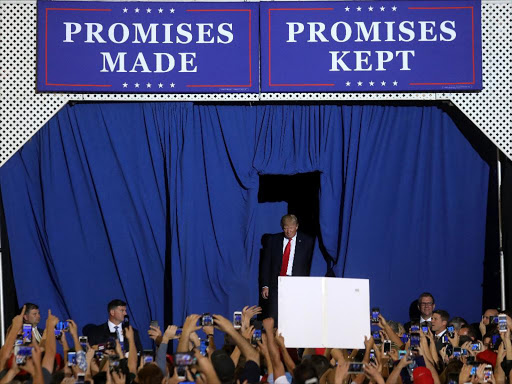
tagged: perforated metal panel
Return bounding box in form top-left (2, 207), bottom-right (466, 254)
top-left (1, 0), bottom-right (511, 166)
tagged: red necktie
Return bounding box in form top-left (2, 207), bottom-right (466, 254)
top-left (280, 239), bottom-right (292, 276)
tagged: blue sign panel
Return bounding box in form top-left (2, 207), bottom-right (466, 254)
top-left (260, 1), bottom-right (482, 92)
top-left (37, 1), bottom-right (259, 93)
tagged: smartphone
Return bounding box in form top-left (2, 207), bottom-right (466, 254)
top-left (410, 333), bottom-right (420, 347)
top-left (123, 315), bottom-right (130, 329)
top-left (348, 362), bottom-right (364, 373)
top-left (76, 374), bottom-right (85, 384)
top-left (371, 308), bottom-right (380, 324)
top-left (177, 366), bottom-right (187, 380)
top-left (150, 320), bottom-right (159, 328)
top-left (201, 313), bottom-right (213, 326)
top-left (421, 324), bottom-right (429, 334)
top-left (471, 342), bottom-right (482, 351)
top-left (68, 351), bottom-right (77, 366)
top-left (489, 316), bottom-right (499, 324)
top-left (442, 334), bottom-right (450, 344)
top-left (233, 311), bottom-right (242, 330)
top-left (398, 350), bottom-right (407, 359)
top-left (200, 339), bottom-right (208, 356)
top-left (369, 349), bottom-right (376, 364)
top-left (175, 352), bottom-right (197, 366)
top-left (79, 336), bottom-right (88, 351)
top-left (467, 356), bottom-right (475, 364)
top-left (252, 329), bottom-right (262, 345)
top-left (95, 350), bottom-right (104, 360)
top-left (372, 330), bottom-right (382, 345)
top-left (484, 365), bottom-right (493, 382)
top-left (143, 350), bottom-right (154, 364)
top-left (15, 346), bottom-right (33, 365)
top-left (22, 324), bottom-right (32, 344)
top-left (447, 325), bottom-right (455, 338)
top-left (176, 327), bottom-right (183, 337)
top-left (498, 314), bottom-right (507, 333)
top-left (448, 372), bottom-right (459, 384)
top-left (15, 335), bottom-right (23, 346)
top-left (470, 365), bottom-right (478, 376)
top-left (410, 323), bottom-right (420, 333)
top-left (383, 340), bottom-right (391, 354)
top-left (461, 349), bottom-right (468, 356)
top-left (400, 334), bottom-right (409, 344)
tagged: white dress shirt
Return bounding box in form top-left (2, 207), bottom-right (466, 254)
top-left (282, 234), bottom-right (297, 276)
top-left (108, 320), bottom-right (124, 342)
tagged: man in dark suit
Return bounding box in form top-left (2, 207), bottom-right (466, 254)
top-left (86, 299), bottom-right (142, 353)
top-left (21, 302), bottom-right (44, 343)
top-left (260, 214), bottom-right (315, 325)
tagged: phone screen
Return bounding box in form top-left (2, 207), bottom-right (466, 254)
top-left (383, 341), bottom-right (391, 353)
top-left (22, 324), bottom-right (32, 343)
top-left (410, 334), bottom-right (420, 347)
top-left (175, 353), bottom-right (196, 366)
top-left (498, 315), bottom-right (507, 332)
top-left (348, 363), bottom-right (364, 373)
top-left (233, 312), bottom-right (242, 328)
top-left (411, 324), bottom-right (420, 333)
top-left (371, 308), bottom-right (380, 323)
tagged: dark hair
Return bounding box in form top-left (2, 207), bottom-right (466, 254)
top-left (293, 360), bottom-right (318, 384)
top-left (459, 325), bottom-right (478, 341)
top-left (107, 299), bottom-right (126, 312)
top-left (433, 310), bottom-right (450, 323)
top-left (21, 303), bottom-right (39, 313)
top-left (310, 355), bottom-right (331, 378)
top-left (418, 292), bottom-right (435, 304)
top-left (137, 364), bottom-right (164, 384)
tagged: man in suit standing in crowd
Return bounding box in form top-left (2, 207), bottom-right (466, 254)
top-left (21, 303), bottom-right (44, 343)
top-left (87, 299), bottom-right (142, 353)
top-left (260, 214), bottom-right (315, 325)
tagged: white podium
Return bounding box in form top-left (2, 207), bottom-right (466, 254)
top-left (278, 277), bottom-right (370, 348)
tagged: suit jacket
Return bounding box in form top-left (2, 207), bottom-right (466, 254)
top-left (260, 231), bottom-right (315, 290)
top-left (86, 322), bottom-right (143, 353)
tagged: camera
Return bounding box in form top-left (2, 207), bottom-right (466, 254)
top-left (22, 324), bottom-right (32, 344)
top-left (447, 325), bottom-right (455, 338)
top-left (143, 350), bottom-right (154, 364)
top-left (68, 351), bottom-right (77, 366)
top-left (498, 314), bottom-right (507, 333)
top-left (252, 329), bottom-right (262, 345)
top-left (348, 362), bottom-right (364, 373)
top-left (420, 323), bottom-right (429, 334)
top-left (371, 308), bottom-right (380, 324)
top-left (76, 374), bottom-right (85, 384)
top-left (484, 365), bottom-right (493, 382)
top-left (410, 333), bottom-right (420, 348)
top-left (453, 347), bottom-right (462, 358)
top-left (55, 321), bottom-right (69, 339)
top-left (471, 342), bottom-right (482, 352)
top-left (79, 336), bottom-right (88, 351)
top-left (383, 340), bottom-right (391, 354)
top-left (233, 311), bottom-right (242, 330)
top-left (123, 315), bottom-right (130, 329)
top-left (369, 349), bottom-right (376, 364)
top-left (200, 339), bottom-right (209, 356)
top-left (372, 330), bottom-right (382, 345)
top-left (150, 320), bottom-right (159, 328)
top-left (200, 313), bottom-right (213, 327)
top-left (15, 346), bottom-right (33, 365)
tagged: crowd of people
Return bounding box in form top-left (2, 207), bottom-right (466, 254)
top-left (2, 293), bottom-right (511, 384)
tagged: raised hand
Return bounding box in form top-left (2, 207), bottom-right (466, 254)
top-left (147, 325), bottom-right (162, 341)
top-left (182, 314), bottom-right (202, 334)
top-left (334, 361), bottom-right (349, 384)
top-left (162, 325), bottom-right (178, 342)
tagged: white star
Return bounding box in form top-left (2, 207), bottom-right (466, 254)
top-left (122, 8), bottom-right (128, 13)
top-left (356, 6), bottom-right (362, 11)
top-left (357, 81), bottom-right (362, 86)
top-left (122, 82), bottom-right (128, 88)
top-left (134, 8), bottom-right (139, 13)
top-left (158, 83), bottom-right (163, 88)
top-left (346, 81), bottom-right (351, 86)
top-left (369, 81), bottom-right (375, 86)
top-left (393, 81), bottom-right (398, 86)
top-left (380, 6), bottom-right (385, 11)
top-left (158, 8), bottom-right (163, 13)
top-left (345, 6), bottom-right (350, 11)
top-left (170, 8), bottom-right (175, 13)
top-left (146, 82), bottom-right (151, 88)
top-left (381, 81), bottom-right (386, 86)
top-left (392, 6), bottom-right (397, 11)
top-left (135, 83), bottom-right (140, 88)
top-left (368, 6), bottom-right (374, 11)
top-left (170, 82), bottom-right (175, 88)
top-left (146, 8), bottom-right (151, 13)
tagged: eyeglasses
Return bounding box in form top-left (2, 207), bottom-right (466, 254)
top-left (419, 302), bottom-right (434, 307)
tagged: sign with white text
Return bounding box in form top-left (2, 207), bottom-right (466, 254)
top-left (37, 1), bottom-right (259, 93)
top-left (260, 1), bottom-right (482, 92)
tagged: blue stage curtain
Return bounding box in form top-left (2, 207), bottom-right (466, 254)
top-left (0, 103), bottom-right (489, 346)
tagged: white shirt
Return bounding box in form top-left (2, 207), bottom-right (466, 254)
top-left (420, 316), bottom-right (432, 323)
top-left (436, 329), bottom-right (447, 338)
top-left (108, 320), bottom-right (124, 342)
top-left (282, 234), bottom-right (297, 276)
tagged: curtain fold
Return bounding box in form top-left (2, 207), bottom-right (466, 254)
top-left (0, 102), bottom-right (489, 347)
